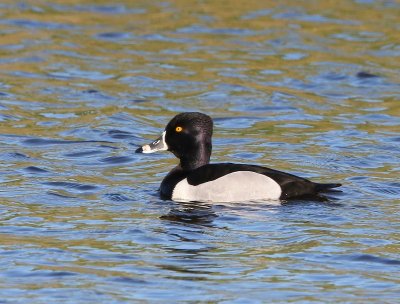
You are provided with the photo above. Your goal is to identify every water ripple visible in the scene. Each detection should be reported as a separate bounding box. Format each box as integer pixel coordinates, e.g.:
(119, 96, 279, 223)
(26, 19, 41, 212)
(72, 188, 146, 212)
(0, 0, 399, 302)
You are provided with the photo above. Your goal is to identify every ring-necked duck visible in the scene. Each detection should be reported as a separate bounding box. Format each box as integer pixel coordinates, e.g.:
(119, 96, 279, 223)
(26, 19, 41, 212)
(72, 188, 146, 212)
(136, 112, 341, 202)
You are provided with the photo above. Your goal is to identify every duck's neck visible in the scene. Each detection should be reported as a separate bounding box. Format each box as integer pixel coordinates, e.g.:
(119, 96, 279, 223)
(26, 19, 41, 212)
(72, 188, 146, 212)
(179, 142, 211, 171)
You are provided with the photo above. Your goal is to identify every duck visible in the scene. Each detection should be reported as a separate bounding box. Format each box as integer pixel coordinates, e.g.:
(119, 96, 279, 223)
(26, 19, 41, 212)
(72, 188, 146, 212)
(136, 112, 341, 202)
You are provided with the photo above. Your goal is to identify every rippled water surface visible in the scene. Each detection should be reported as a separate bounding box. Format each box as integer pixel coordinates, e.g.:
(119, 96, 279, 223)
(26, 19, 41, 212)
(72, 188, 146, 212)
(1, 0, 400, 302)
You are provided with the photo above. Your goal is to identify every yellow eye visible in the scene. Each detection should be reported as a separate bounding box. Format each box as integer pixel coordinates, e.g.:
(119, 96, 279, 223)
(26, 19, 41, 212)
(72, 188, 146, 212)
(175, 126, 183, 132)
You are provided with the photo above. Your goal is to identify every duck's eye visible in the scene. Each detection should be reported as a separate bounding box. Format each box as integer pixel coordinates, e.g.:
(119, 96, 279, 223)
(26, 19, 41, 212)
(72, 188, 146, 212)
(175, 126, 183, 132)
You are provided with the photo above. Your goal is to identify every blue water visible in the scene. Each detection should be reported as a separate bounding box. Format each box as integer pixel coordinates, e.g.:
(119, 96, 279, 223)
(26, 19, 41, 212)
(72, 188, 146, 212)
(0, 1, 399, 303)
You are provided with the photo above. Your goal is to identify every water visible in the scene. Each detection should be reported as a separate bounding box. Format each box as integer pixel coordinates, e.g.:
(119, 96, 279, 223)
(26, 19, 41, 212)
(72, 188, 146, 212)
(0, 1, 399, 302)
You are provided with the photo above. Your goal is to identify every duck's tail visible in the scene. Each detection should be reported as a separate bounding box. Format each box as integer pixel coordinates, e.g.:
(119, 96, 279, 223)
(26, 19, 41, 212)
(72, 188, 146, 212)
(315, 183, 342, 192)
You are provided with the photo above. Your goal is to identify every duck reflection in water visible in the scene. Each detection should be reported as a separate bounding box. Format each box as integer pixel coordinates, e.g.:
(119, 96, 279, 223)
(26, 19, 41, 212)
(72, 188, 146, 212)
(160, 201, 217, 227)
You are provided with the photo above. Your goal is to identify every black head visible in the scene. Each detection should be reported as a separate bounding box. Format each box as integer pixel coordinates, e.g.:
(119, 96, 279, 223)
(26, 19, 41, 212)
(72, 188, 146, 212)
(165, 112, 213, 159)
(136, 112, 213, 170)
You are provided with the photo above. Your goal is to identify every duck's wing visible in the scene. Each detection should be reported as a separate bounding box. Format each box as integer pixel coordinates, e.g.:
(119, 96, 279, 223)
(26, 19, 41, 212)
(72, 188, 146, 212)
(187, 163, 309, 186)
(187, 163, 341, 199)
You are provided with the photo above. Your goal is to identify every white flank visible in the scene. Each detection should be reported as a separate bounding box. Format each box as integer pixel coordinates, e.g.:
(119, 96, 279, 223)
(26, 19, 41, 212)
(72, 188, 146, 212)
(172, 171, 282, 203)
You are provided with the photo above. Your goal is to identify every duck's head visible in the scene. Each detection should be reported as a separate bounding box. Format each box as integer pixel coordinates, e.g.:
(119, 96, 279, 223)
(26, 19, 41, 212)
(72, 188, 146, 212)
(136, 112, 213, 170)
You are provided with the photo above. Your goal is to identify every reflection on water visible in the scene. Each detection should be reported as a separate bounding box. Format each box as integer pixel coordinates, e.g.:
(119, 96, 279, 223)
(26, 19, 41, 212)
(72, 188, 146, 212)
(0, 0, 400, 302)
(161, 201, 218, 227)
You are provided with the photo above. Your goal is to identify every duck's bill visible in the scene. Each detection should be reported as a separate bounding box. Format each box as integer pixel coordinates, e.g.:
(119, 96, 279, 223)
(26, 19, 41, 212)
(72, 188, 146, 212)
(135, 131, 168, 154)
